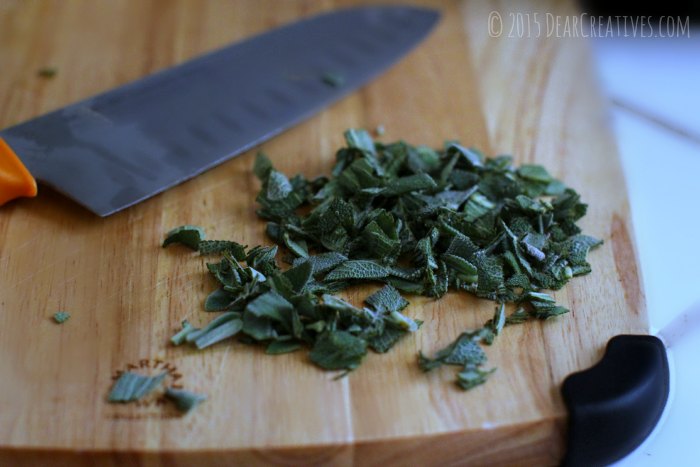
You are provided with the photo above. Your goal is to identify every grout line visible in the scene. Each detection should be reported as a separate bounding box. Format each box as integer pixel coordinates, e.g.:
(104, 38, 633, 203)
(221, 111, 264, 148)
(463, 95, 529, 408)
(610, 97, 700, 147)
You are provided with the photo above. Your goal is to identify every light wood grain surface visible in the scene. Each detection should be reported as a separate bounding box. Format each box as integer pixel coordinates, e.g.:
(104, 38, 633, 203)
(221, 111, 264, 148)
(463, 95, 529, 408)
(0, 0, 647, 465)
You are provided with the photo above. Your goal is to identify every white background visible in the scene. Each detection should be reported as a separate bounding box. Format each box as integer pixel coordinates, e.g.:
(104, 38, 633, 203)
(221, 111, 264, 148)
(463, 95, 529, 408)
(593, 34, 700, 466)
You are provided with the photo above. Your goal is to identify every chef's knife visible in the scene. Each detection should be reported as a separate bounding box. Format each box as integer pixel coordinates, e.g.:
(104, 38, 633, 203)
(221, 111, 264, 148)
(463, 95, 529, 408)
(0, 6, 439, 216)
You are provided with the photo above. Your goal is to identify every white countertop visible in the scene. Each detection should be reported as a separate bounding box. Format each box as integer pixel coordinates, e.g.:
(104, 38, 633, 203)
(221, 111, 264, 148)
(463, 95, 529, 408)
(593, 34, 700, 466)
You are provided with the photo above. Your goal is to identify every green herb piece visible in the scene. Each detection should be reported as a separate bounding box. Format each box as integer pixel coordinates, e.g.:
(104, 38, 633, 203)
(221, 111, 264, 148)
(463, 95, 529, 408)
(204, 288, 232, 311)
(185, 312, 239, 343)
(344, 128, 376, 156)
(418, 327, 497, 387)
(447, 143, 484, 168)
(419, 331, 488, 372)
(186, 313, 242, 349)
(295, 252, 348, 276)
(489, 303, 506, 336)
(518, 164, 553, 183)
(365, 285, 408, 314)
(283, 232, 309, 258)
(324, 260, 389, 281)
(52, 311, 70, 324)
(387, 311, 420, 332)
(194, 319, 243, 349)
(321, 71, 345, 87)
(309, 331, 367, 370)
(198, 240, 247, 259)
(442, 254, 478, 282)
(253, 152, 273, 179)
(505, 307, 529, 325)
(165, 388, 207, 413)
(162, 225, 206, 250)
(456, 365, 496, 390)
(37, 67, 57, 78)
(108, 371, 167, 403)
(171, 320, 196, 345)
(266, 340, 303, 355)
(282, 260, 312, 293)
(267, 171, 293, 200)
(242, 313, 275, 341)
(246, 290, 293, 321)
(368, 324, 420, 353)
(384, 173, 437, 196)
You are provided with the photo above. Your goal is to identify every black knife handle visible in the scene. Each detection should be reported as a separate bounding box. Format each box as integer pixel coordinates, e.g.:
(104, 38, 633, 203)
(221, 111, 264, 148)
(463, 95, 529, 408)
(561, 334, 669, 467)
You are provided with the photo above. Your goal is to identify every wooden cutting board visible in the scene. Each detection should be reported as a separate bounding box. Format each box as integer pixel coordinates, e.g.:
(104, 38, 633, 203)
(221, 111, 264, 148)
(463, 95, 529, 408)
(0, 0, 648, 465)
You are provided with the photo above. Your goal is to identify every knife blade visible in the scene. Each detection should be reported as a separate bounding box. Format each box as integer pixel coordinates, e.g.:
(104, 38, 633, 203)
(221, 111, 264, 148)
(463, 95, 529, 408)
(0, 6, 439, 216)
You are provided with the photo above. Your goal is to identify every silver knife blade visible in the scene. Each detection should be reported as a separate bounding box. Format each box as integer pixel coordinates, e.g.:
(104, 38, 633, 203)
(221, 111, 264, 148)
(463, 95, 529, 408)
(0, 6, 440, 216)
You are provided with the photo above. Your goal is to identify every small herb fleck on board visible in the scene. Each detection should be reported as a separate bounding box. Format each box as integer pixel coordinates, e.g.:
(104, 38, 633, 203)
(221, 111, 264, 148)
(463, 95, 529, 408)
(321, 71, 345, 87)
(37, 67, 57, 78)
(52, 311, 70, 324)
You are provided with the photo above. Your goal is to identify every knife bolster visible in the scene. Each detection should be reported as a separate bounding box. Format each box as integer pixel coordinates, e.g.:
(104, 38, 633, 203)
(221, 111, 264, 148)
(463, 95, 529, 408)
(0, 137, 38, 206)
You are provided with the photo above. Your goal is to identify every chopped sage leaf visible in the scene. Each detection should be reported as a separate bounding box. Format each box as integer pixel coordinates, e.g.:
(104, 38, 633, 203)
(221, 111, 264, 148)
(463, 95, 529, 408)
(321, 71, 345, 87)
(186, 312, 240, 343)
(518, 164, 553, 183)
(171, 320, 196, 345)
(37, 67, 57, 78)
(246, 290, 293, 321)
(194, 319, 243, 349)
(205, 288, 232, 311)
(490, 303, 506, 335)
(365, 285, 408, 314)
(266, 171, 293, 201)
(506, 307, 529, 325)
(419, 331, 488, 372)
(324, 260, 389, 281)
(344, 128, 376, 156)
(309, 331, 367, 370)
(108, 371, 167, 403)
(163, 225, 206, 250)
(52, 311, 70, 324)
(199, 240, 247, 259)
(165, 388, 207, 413)
(457, 365, 496, 390)
(295, 252, 348, 276)
(368, 324, 418, 353)
(266, 340, 303, 355)
(283, 232, 309, 258)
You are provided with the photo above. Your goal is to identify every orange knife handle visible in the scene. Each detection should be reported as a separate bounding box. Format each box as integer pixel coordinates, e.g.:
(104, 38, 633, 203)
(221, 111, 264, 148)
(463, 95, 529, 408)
(0, 137, 38, 206)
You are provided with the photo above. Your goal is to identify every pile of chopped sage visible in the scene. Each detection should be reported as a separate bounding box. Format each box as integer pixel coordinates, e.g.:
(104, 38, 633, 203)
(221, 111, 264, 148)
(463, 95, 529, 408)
(163, 129, 601, 390)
